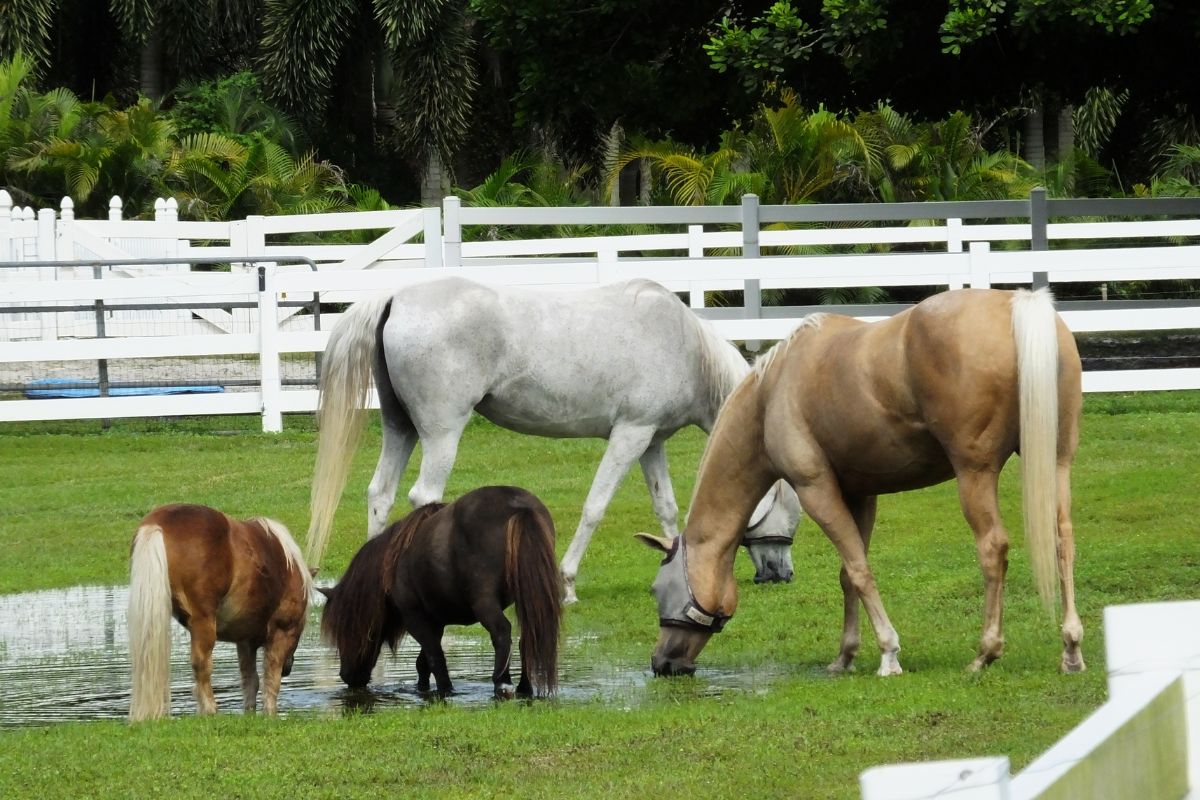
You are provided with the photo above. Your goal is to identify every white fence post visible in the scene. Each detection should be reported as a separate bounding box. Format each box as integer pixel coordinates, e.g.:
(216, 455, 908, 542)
(443, 196, 462, 269)
(108, 196, 122, 221)
(257, 264, 283, 433)
(969, 241, 991, 289)
(947, 217, 965, 290)
(36, 207, 56, 340)
(688, 224, 706, 308)
(0, 190, 11, 260)
(423, 206, 442, 269)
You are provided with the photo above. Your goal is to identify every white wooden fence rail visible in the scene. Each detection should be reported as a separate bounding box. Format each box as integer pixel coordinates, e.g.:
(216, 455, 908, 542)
(2, 192, 1199, 430)
(860, 600, 1200, 800)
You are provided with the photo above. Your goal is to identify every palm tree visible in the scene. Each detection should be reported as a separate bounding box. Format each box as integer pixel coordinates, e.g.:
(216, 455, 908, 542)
(259, 0, 477, 205)
(0, 4, 58, 76)
(605, 91, 866, 207)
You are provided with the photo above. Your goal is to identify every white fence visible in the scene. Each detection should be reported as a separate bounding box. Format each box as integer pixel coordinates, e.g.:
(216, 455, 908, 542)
(860, 600, 1200, 800)
(2, 191, 1199, 430)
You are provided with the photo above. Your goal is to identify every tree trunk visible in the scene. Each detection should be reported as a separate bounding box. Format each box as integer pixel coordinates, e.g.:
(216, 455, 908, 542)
(139, 28, 163, 102)
(1057, 103, 1076, 194)
(421, 151, 450, 208)
(1024, 104, 1045, 171)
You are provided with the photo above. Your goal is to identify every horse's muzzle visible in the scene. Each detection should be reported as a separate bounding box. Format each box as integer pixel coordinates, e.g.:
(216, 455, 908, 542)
(753, 563, 794, 584)
(651, 655, 697, 677)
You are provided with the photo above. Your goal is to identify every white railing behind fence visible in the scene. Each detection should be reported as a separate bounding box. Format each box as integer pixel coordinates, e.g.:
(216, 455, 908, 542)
(2, 193, 1199, 430)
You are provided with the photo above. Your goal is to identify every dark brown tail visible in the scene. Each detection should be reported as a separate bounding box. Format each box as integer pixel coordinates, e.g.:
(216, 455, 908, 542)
(504, 505, 562, 695)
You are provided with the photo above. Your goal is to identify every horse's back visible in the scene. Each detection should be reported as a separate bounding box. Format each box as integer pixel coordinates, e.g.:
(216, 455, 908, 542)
(382, 278, 735, 436)
(764, 289, 1080, 494)
(139, 504, 299, 640)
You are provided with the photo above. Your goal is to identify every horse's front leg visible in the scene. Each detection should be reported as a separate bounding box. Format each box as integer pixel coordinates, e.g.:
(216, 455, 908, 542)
(560, 424, 657, 603)
(188, 617, 219, 714)
(795, 478, 903, 676)
(475, 603, 516, 698)
(261, 625, 302, 715)
(828, 496, 878, 674)
(405, 614, 452, 695)
(236, 641, 260, 713)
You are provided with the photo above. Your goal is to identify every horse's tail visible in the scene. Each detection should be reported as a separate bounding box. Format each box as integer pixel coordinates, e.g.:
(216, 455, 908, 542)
(504, 503, 562, 695)
(1011, 288, 1062, 614)
(307, 293, 394, 568)
(128, 524, 173, 722)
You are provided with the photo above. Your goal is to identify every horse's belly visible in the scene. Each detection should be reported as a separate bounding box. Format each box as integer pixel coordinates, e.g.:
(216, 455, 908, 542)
(475, 396, 614, 438)
(822, 429, 955, 496)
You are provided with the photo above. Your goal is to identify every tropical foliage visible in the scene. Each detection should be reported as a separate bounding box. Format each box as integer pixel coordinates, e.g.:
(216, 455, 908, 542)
(0, 56, 357, 219)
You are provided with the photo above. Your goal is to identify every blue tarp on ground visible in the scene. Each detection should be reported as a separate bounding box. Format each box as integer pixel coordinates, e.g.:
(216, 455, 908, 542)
(23, 377, 225, 399)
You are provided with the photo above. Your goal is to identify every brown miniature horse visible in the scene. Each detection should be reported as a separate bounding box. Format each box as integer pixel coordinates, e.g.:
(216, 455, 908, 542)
(639, 288, 1084, 678)
(320, 486, 562, 697)
(127, 504, 314, 721)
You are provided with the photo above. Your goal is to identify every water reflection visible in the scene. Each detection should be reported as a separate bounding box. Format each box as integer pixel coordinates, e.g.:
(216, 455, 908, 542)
(0, 585, 787, 726)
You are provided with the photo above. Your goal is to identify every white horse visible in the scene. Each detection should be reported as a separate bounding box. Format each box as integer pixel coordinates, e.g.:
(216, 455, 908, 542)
(306, 277, 802, 603)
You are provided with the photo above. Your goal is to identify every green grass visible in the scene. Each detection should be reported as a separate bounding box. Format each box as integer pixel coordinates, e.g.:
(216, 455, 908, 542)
(1, 392, 1198, 798)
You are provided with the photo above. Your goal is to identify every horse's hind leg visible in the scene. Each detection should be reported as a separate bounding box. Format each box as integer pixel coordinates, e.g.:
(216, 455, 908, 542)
(475, 603, 516, 698)
(828, 496, 877, 674)
(956, 468, 1009, 671)
(407, 414, 471, 508)
(638, 440, 679, 537)
(1057, 462, 1085, 673)
(188, 617, 219, 715)
(367, 415, 418, 537)
(236, 641, 259, 713)
(415, 649, 433, 692)
(560, 423, 657, 603)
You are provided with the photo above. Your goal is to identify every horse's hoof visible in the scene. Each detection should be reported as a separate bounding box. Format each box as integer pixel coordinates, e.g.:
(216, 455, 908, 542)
(876, 656, 903, 677)
(1061, 655, 1087, 674)
(562, 586, 579, 605)
(826, 659, 855, 675)
(495, 683, 516, 699)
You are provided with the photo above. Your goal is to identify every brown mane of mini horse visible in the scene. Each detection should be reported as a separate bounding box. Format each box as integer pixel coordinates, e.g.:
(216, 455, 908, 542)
(320, 503, 446, 666)
(320, 486, 561, 696)
(127, 504, 312, 721)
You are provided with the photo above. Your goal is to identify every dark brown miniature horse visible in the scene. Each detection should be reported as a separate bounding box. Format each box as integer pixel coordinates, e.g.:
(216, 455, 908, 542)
(320, 486, 562, 697)
(127, 504, 313, 721)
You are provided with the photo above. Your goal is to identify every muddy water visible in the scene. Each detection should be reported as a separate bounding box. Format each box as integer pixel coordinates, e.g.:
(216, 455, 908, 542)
(0, 585, 780, 726)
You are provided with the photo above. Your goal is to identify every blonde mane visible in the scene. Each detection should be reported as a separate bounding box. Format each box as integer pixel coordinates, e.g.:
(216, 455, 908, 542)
(255, 517, 315, 597)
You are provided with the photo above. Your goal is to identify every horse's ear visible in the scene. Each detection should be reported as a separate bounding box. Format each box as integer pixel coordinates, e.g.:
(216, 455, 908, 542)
(633, 532, 674, 553)
(309, 567, 319, 578)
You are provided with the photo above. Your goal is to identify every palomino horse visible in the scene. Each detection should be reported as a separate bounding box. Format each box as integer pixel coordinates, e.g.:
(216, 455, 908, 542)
(127, 504, 314, 720)
(639, 288, 1084, 677)
(305, 277, 803, 602)
(320, 486, 561, 697)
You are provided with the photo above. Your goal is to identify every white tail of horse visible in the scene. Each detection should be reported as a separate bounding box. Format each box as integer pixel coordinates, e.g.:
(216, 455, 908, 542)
(1011, 288, 1062, 613)
(128, 524, 172, 722)
(307, 293, 393, 568)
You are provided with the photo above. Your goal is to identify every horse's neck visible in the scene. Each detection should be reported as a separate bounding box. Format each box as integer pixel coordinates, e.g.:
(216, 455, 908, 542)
(685, 377, 776, 604)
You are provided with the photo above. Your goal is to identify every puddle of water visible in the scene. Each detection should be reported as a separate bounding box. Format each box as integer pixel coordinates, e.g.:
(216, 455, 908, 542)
(0, 585, 791, 726)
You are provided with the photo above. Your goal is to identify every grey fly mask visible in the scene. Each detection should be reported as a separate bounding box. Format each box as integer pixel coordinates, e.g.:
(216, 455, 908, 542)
(651, 538, 730, 632)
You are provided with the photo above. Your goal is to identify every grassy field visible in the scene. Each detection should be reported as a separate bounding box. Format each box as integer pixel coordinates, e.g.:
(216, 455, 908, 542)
(1, 391, 1197, 798)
